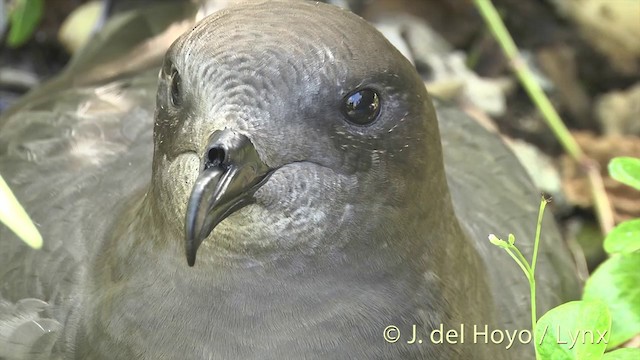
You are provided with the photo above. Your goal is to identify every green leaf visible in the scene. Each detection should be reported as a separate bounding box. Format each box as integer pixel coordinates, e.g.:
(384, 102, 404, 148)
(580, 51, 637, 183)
(604, 219, 640, 254)
(608, 157, 640, 191)
(583, 253, 640, 348)
(535, 300, 611, 360)
(0, 174, 42, 248)
(602, 348, 640, 360)
(7, 0, 44, 47)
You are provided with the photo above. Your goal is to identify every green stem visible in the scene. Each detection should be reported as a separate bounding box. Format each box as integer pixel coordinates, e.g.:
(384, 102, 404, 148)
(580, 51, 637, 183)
(504, 245, 538, 358)
(490, 197, 550, 360)
(471, 0, 584, 161)
(529, 275, 537, 357)
(474, 0, 614, 235)
(531, 197, 548, 274)
(509, 246, 533, 273)
(505, 248, 531, 281)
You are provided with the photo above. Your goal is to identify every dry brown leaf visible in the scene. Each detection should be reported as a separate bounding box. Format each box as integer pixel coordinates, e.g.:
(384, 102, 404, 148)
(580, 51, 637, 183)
(561, 131, 640, 222)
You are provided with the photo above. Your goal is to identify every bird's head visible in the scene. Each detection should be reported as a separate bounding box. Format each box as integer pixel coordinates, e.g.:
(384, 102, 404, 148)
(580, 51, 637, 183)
(150, 0, 447, 266)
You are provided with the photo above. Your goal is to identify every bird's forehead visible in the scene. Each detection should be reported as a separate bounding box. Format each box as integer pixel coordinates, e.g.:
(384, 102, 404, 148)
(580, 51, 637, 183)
(170, 1, 397, 78)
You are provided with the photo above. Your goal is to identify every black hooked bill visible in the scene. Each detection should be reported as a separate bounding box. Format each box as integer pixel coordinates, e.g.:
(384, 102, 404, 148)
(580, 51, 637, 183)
(185, 129, 272, 266)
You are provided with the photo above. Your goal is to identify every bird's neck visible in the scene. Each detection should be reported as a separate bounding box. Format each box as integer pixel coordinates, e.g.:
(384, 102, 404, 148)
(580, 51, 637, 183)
(386, 173, 501, 332)
(75, 181, 499, 358)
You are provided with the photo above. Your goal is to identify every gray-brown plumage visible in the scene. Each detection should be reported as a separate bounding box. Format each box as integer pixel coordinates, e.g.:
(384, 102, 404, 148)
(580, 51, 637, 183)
(0, 1, 578, 359)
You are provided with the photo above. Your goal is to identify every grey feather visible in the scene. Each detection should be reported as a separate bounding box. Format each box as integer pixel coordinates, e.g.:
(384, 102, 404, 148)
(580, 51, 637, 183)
(0, 1, 579, 359)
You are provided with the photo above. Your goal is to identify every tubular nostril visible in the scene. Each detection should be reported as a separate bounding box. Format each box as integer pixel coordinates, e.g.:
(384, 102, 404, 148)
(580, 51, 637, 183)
(205, 147, 226, 169)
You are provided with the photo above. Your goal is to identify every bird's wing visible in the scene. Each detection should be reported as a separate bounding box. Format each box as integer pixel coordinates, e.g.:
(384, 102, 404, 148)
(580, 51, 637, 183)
(0, 3, 194, 354)
(437, 104, 581, 329)
(0, 298, 61, 359)
(0, 69, 158, 356)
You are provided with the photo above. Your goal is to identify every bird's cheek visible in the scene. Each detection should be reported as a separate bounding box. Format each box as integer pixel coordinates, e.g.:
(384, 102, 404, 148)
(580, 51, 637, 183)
(252, 170, 290, 210)
(156, 152, 200, 224)
(252, 162, 354, 214)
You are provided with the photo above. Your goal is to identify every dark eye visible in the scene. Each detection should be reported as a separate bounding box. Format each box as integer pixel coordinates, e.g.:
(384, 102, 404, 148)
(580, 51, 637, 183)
(341, 88, 381, 125)
(170, 68, 182, 107)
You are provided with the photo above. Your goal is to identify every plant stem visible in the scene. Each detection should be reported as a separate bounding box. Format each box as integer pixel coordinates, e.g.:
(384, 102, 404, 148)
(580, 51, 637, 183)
(489, 197, 550, 360)
(472, 0, 615, 234)
(505, 248, 531, 280)
(531, 197, 548, 274)
(471, 0, 582, 159)
(529, 274, 537, 358)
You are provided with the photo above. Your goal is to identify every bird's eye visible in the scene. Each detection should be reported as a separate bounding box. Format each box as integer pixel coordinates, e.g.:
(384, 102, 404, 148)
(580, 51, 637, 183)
(341, 88, 381, 125)
(170, 68, 182, 107)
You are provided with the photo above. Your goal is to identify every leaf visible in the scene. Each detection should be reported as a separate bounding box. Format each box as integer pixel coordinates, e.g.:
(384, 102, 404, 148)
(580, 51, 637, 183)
(604, 219, 640, 254)
(602, 348, 640, 360)
(608, 157, 640, 191)
(0, 174, 42, 248)
(535, 300, 611, 360)
(7, 0, 44, 47)
(583, 253, 640, 348)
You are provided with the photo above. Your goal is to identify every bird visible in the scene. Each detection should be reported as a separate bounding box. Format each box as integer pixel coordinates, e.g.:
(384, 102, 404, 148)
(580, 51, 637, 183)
(0, 0, 579, 358)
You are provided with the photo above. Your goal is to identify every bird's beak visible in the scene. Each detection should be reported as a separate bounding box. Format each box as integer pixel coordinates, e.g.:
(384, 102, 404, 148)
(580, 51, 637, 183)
(185, 129, 272, 266)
